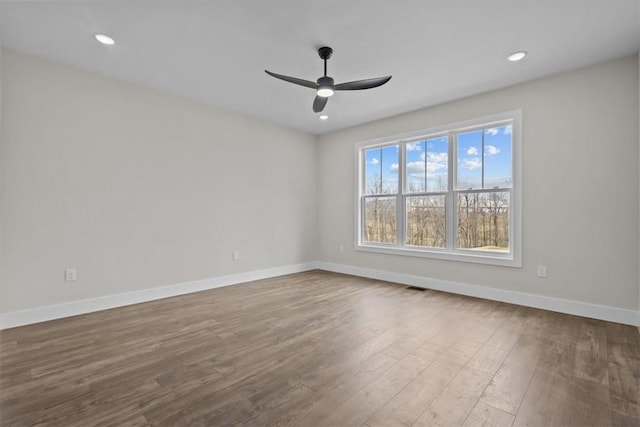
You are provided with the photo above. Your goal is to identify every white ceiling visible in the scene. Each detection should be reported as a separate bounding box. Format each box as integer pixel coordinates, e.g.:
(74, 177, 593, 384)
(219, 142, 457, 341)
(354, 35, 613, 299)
(1, 1, 639, 135)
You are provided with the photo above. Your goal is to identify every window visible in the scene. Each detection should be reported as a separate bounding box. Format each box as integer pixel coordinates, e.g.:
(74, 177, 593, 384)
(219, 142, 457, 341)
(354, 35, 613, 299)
(356, 111, 521, 267)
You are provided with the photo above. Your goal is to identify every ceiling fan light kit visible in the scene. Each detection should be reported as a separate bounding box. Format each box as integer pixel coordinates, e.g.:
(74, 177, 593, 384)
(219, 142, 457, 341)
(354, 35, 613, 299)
(265, 46, 391, 113)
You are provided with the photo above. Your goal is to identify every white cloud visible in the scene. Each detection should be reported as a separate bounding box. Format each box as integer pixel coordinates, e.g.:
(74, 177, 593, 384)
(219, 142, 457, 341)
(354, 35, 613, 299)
(427, 162, 445, 173)
(406, 152, 448, 176)
(503, 126, 512, 135)
(485, 128, 499, 136)
(406, 141, 423, 151)
(390, 163, 399, 171)
(485, 145, 500, 155)
(406, 161, 441, 173)
(368, 158, 379, 165)
(467, 146, 478, 155)
(406, 161, 424, 175)
(427, 152, 447, 163)
(461, 158, 482, 170)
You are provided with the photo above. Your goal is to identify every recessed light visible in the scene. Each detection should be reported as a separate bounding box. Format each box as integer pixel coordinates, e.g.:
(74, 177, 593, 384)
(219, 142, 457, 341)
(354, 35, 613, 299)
(507, 51, 527, 62)
(319, 115, 328, 120)
(94, 34, 115, 45)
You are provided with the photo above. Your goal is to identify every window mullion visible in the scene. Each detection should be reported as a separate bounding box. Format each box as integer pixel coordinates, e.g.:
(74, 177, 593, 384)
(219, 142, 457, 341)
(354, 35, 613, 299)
(481, 128, 485, 189)
(397, 143, 405, 246)
(447, 131, 456, 252)
(359, 149, 364, 245)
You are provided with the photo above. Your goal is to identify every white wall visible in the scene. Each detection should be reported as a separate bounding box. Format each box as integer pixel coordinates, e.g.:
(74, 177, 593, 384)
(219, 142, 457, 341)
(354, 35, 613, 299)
(318, 55, 639, 313)
(2, 49, 639, 327)
(0, 49, 317, 314)
(0, 48, 4, 316)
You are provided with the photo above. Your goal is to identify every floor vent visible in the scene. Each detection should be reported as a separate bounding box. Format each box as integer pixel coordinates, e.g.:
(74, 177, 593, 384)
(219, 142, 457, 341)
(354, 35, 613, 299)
(406, 286, 427, 291)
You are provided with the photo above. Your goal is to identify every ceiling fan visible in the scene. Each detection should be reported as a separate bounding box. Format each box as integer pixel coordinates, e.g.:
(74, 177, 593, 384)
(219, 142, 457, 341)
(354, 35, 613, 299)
(265, 46, 392, 113)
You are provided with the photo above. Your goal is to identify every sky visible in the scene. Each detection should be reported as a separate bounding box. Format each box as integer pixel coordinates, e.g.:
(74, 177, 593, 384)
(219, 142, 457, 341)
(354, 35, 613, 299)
(405, 136, 448, 192)
(457, 124, 512, 189)
(365, 144, 399, 194)
(365, 124, 512, 194)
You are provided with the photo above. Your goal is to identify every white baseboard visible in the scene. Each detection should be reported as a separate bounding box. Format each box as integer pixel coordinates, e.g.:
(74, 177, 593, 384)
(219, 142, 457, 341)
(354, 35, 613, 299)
(317, 262, 640, 327)
(2, 261, 638, 329)
(0, 262, 318, 330)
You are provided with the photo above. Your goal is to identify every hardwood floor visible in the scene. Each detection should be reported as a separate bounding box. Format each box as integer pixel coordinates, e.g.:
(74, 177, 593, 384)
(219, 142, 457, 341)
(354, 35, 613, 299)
(1, 270, 638, 426)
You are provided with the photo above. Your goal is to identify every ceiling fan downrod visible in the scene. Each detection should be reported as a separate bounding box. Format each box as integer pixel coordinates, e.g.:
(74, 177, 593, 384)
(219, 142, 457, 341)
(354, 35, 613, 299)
(318, 46, 333, 77)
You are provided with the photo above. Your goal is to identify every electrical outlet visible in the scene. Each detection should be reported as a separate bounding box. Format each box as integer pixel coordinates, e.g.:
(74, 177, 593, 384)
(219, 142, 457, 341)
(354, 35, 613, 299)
(537, 265, 547, 278)
(339, 244, 344, 253)
(233, 250, 240, 261)
(65, 268, 77, 282)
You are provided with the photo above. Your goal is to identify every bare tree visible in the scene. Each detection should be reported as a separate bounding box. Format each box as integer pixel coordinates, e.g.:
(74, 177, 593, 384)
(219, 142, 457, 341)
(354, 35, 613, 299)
(364, 173, 396, 243)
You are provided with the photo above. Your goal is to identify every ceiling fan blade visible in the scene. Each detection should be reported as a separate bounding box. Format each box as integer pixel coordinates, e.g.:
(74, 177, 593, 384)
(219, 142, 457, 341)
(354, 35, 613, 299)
(334, 75, 392, 91)
(265, 70, 318, 89)
(313, 96, 328, 113)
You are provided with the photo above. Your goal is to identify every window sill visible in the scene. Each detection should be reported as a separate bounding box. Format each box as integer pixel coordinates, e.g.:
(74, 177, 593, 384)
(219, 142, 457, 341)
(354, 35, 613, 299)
(356, 244, 522, 268)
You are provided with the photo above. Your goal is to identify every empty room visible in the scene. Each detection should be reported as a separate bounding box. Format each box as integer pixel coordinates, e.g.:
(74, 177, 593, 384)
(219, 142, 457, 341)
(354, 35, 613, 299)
(1, 1, 639, 426)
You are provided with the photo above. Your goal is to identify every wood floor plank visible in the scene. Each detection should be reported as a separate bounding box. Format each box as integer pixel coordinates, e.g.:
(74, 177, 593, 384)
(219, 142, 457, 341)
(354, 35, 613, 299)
(512, 369, 612, 427)
(366, 356, 464, 427)
(462, 401, 515, 427)
(379, 311, 450, 361)
(1, 270, 638, 426)
(306, 354, 430, 426)
(413, 366, 494, 427)
(606, 322, 640, 420)
(466, 340, 515, 376)
(574, 319, 609, 385)
(291, 353, 400, 426)
(292, 371, 379, 426)
(239, 384, 316, 427)
(610, 409, 640, 427)
(479, 334, 544, 415)
(143, 387, 255, 426)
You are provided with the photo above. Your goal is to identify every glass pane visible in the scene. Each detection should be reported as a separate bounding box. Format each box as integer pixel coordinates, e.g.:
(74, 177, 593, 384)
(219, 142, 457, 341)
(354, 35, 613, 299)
(365, 145, 398, 195)
(363, 197, 396, 244)
(364, 147, 382, 195)
(457, 130, 483, 190)
(380, 145, 399, 194)
(405, 137, 448, 193)
(426, 136, 448, 192)
(457, 191, 509, 251)
(483, 125, 512, 188)
(406, 195, 446, 248)
(405, 140, 426, 193)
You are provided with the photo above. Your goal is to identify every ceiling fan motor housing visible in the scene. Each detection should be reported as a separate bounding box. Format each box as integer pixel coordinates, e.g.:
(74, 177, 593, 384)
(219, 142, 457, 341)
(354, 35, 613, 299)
(317, 76, 334, 87)
(318, 46, 333, 60)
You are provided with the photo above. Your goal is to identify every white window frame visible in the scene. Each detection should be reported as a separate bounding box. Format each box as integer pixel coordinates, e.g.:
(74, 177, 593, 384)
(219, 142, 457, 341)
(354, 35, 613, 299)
(355, 110, 522, 267)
